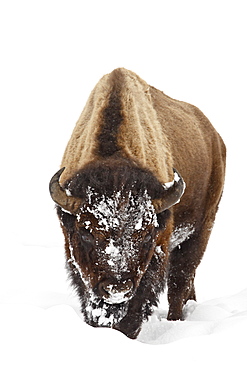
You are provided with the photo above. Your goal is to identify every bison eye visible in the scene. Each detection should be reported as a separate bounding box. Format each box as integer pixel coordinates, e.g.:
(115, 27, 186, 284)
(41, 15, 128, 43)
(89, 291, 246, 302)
(143, 234, 153, 249)
(81, 234, 93, 244)
(143, 234, 152, 244)
(78, 230, 94, 248)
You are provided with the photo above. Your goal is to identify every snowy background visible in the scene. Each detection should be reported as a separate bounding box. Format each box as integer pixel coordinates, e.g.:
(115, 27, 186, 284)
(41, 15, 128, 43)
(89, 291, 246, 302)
(1, 0, 247, 368)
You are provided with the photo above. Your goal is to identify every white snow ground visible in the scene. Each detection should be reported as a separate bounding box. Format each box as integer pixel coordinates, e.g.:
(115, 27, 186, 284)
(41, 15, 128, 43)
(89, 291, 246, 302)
(1, 237, 247, 369)
(1, 1, 247, 369)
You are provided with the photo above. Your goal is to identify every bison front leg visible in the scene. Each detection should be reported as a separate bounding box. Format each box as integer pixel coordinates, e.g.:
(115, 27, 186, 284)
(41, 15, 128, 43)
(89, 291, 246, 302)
(113, 254, 166, 339)
(167, 227, 208, 321)
(113, 312, 142, 339)
(112, 296, 146, 339)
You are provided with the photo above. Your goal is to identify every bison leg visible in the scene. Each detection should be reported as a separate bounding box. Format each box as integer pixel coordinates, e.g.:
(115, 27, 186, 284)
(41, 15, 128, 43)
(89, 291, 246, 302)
(113, 253, 166, 339)
(112, 294, 149, 339)
(167, 225, 209, 321)
(113, 311, 143, 339)
(113, 287, 156, 339)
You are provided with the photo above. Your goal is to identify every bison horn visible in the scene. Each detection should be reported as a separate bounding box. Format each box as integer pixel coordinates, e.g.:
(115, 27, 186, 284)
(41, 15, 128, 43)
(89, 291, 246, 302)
(153, 168, 186, 213)
(49, 167, 82, 214)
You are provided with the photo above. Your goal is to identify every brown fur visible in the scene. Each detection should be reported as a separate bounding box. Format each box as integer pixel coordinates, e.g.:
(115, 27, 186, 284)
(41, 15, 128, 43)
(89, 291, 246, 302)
(52, 68, 226, 338)
(60, 68, 173, 184)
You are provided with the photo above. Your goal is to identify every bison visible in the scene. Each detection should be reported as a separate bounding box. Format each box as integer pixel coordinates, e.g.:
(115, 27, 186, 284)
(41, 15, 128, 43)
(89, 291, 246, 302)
(49, 68, 226, 339)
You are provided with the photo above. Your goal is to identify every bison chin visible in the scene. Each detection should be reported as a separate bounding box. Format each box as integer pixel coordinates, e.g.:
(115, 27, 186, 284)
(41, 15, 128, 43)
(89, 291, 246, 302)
(84, 295, 130, 329)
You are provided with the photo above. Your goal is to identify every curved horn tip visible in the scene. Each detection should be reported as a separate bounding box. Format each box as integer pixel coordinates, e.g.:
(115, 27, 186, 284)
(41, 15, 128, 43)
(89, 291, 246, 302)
(49, 167, 65, 194)
(49, 167, 82, 214)
(153, 168, 186, 214)
(162, 169, 185, 191)
(172, 168, 186, 193)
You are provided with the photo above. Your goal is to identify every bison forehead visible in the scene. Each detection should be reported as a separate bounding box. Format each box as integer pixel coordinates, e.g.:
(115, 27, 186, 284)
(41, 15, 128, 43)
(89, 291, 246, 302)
(81, 186, 158, 232)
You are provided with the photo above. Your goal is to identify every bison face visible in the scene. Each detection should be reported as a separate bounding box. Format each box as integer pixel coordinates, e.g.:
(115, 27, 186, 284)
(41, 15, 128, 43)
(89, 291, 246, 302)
(58, 188, 163, 327)
(67, 188, 159, 297)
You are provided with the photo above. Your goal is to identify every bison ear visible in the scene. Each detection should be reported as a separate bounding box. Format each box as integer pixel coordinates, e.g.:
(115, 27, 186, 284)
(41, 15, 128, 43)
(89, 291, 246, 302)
(153, 169, 186, 214)
(49, 168, 82, 214)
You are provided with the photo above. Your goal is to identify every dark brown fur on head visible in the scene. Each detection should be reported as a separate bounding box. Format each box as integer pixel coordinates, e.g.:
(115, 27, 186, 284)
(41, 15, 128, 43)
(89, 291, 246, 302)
(63, 156, 167, 200)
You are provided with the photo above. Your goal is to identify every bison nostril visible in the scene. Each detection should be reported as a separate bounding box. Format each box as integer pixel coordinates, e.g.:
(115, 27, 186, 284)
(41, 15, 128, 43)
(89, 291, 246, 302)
(98, 282, 109, 298)
(98, 279, 134, 304)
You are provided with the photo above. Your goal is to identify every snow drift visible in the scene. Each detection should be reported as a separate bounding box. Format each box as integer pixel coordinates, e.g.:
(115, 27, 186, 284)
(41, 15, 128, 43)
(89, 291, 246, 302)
(1, 240, 247, 369)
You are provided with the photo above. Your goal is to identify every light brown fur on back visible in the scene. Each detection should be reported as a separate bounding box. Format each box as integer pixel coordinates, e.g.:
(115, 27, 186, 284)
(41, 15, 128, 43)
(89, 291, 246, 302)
(60, 67, 225, 217)
(60, 73, 112, 183)
(60, 68, 174, 184)
(116, 69, 173, 183)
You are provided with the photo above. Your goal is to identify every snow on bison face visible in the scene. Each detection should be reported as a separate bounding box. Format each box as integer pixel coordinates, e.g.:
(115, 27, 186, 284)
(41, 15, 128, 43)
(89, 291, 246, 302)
(60, 187, 160, 326)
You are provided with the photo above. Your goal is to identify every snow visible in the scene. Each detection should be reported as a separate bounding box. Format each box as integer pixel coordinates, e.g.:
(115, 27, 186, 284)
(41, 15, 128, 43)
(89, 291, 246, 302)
(162, 179, 175, 190)
(83, 187, 157, 233)
(135, 217, 143, 230)
(65, 188, 72, 197)
(138, 290, 247, 344)
(104, 287, 130, 304)
(84, 220, 91, 229)
(105, 241, 120, 257)
(1, 0, 247, 369)
(1, 238, 247, 368)
(169, 224, 195, 251)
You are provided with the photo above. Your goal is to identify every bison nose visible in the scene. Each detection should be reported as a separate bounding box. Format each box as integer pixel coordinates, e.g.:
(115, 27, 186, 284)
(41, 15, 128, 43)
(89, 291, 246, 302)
(98, 279, 134, 304)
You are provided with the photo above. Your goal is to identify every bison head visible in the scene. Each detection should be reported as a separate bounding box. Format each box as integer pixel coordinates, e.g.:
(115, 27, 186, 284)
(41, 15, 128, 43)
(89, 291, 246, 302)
(49, 160, 185, 327)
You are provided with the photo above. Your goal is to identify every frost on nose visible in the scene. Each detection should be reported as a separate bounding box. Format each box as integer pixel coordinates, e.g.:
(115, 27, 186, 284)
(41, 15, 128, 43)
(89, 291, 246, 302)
(100, 280, 134, 304)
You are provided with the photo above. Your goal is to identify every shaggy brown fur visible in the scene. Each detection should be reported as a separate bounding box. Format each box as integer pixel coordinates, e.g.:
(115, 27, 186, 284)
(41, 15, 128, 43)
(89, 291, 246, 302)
(51, 68, 226, 338)
(60, 68, 173, 184)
